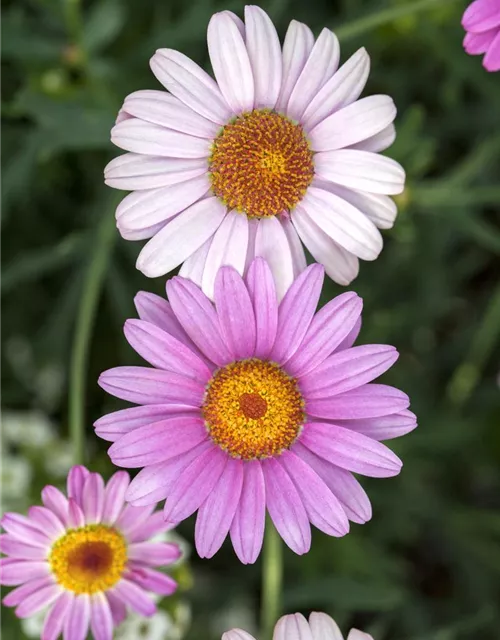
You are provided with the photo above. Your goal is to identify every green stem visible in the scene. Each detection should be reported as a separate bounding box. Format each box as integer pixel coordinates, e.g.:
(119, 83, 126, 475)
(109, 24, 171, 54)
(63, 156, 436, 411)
(68, 210, 116, 465)
(261, 520, 283, 640)
(336, 0, 460, 42)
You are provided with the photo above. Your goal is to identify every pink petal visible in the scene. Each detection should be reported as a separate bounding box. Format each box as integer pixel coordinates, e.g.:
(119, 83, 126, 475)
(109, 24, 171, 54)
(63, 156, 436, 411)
(121, 89, 219, 138)
(296, 186, 383, 261)
(67, 465, 90, 505)
(163, 447, 228, 525)
(254, 217, 295, 301)
(274, 613, 314, 640)
(136, 197, 226, 278)
(167, 276, 232, 366)
(291, 206, 360, 285)
(300, 344, 399, 399)
(81, 473, 105, 524)
(128, 541, 181, 565)
(115, 504, 155, 537)
(338, 317, 362, 351)
(300, 422, 403, 478)
(293, 442, 372, 524)
(230, 461, 266, 565)
(270, 264, 324, 364)
(314, 149, 406, 195)
(201, 209, 249, 300)
(28, 507, 65, 539)
(484, 30, 500, 71)
(108, 416, 208, 468)
(104, 154, 207, 191)
(276, 20, 315, 113)
(111, 118, 210, 158)
(207, 11, 254, 113)
(98, 366, 205, 406)
(150, 49, 231, 124)
(95, 404, 196, 442)
(462, 0, 500, 31)
(0, 513, 50, 547)
(127, 566, 177, 596)
(245, 6, 282, 108)
(195, 458, 244, 558)
(279, 451, 349, 536)
(287, 28, 340, 121)
(124, 319, 212, 382)
(306, 383, 410, 420)
(0, 535, 47, 560)
(463, 27, 498, 53)
(286, 292, 363, 376)
(90, 592, 113, 640)
(127, 512, 173, 542)
(309, 612, 344, 640)
(302, 47, 370, 130)
(110, 579, 156, 617)
(67, 499, 85, 529)
(125, 440, 212, 506)
(245, 257, 278, 359)
(17, 584, 63, 621)
(105, 592, 126, 627)
(102, 471, 129, 525)
(115, 175, 210, 232)
(214, 267, 256, 360)
(3, 576, 54, 607)
(41, 592, 74, 640)
(0, 559, 50, 585)
(335, 409, 418, 441)
(310, 95, 396, 152)
(262, 458, 311, 555)
(41, 487, 69, 528)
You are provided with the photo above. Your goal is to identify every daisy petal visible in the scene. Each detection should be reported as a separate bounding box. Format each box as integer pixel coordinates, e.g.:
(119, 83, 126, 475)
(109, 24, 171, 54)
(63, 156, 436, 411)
(90, 592, 113, 640)
(102, 471, 129, 525)
(110, 580, 156, 617)
(64, 594, 91, 640)
(136, 197, 227, 278)
(463, 28, 497, 54)
(150, 49, 231, 124)
(281, 216, 307, 278)
(484, 30, 500, 71)
(350, 123, 396, 153)
(335, 409, 418, 441)
(127, 567, 177, 596)
(300, 422, 403, 478)
(245, 6, 282, 108)
(254, 217, 295, 301)
(262, 458, 311, 555)
(179, 237, 213, 287)
(222, 631, 257, 640)
(245, 257, 278, 359)
(276, 20, 315, 113)
(462, 0, 500, 31)
(82, 473, 105, 524)
(208, 11, 254, 113)
(274, 613, 314, 640)
(41, 592, 74, 640)
(309, 612, 344, 640)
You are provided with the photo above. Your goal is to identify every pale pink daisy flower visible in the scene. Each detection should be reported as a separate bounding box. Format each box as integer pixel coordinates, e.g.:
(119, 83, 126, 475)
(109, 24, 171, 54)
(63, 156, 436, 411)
(462, 0, 500, 71)
(95, 258, 416, 563)
(105, 5, 405, 299)
(0, 465, 180, 640)
(223, 612, 373, 640)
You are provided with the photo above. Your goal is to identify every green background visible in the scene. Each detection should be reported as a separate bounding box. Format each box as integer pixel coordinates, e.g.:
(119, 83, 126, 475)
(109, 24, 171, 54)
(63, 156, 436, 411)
(2, 0, 500, 638)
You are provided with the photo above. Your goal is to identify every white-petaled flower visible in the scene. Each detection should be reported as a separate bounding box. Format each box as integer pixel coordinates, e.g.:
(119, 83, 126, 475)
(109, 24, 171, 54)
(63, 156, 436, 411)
(222, 612, 373, 640)
(106, 5, 405, 298)
(115, 602, 191, 639)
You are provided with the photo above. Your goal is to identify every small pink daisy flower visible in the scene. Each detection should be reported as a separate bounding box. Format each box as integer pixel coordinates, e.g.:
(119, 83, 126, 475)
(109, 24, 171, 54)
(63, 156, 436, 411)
(0, 466, 180, 640)
(96, 258, 416, 563)
(462, 0, 500, 71)
(105, 5, 405, 299)
(223, 612, 373, 640)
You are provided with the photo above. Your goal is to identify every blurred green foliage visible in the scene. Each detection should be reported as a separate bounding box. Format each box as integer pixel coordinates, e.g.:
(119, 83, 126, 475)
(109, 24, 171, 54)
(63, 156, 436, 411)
(2, 0, 500, 638)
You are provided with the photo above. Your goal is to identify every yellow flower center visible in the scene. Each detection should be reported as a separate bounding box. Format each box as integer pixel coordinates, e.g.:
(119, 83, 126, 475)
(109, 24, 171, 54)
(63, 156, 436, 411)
(203, 359, 305, 459)
(49, 524, 127, 594)
(209, 109, 314, 218)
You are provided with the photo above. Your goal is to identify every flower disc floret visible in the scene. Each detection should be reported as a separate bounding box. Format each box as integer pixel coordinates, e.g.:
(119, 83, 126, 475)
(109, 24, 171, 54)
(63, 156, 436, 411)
(203, 359, 305, 459)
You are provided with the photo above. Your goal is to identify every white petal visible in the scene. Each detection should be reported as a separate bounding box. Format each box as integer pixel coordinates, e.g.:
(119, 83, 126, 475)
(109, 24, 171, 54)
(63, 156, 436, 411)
(119, 221, 167, 241)
(273, 614, 314, 640)
(104, 154, 207, 190)
(347, 631, 374, 640)
(244, 217, 259, 273)
(116, 174, 211, 231)
(136, 197, 226, 277)
(281, 215, 307, 277)
(315, 180, 398, 229)
(179, 236, 213, 286)
(245, 6, 282, 108)
(286, 28, 340, 122)
(254, 217, 294, 301)
(276, 20, 315, 113)
(308, 612, 344, 640)
(302, 47, 370, 130)
(349, 123, 396, 153)
(292, 205, 359, 285)
(310, 95, 396, 152)
(314, 149, 406, 195)
(295, 186, 382, 261)
(222, 631, 256, 640)
(122, 90, 219, 138)
(202, 210, 249, 300)
(150, 49, 231, 124)
(220, 10, 245, 37)
(111, 118, 211, 158)
(207, 11, 254, 113)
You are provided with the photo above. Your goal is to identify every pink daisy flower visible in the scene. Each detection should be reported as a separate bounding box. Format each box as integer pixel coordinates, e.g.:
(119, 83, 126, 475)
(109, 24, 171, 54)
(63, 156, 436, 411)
(223, 612, 373, 640)
(0, 465, 181, 640)
(95, 258, 416, 563)
(105, 5, 405, 299)
(462, 0, 500, 71)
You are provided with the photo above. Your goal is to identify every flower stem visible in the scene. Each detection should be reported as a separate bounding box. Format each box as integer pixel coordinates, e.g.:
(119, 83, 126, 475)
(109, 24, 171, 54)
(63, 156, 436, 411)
(261, 519, 283, 640)
(336, 0, 460, 42)
(68, 208, 116, 465)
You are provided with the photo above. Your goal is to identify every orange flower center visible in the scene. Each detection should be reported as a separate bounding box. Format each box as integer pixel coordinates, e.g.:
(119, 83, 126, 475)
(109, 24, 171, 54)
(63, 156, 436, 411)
(202, 359, 305, 459)
(209, 109, 314, 218)
(49, 524, 127, 594)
